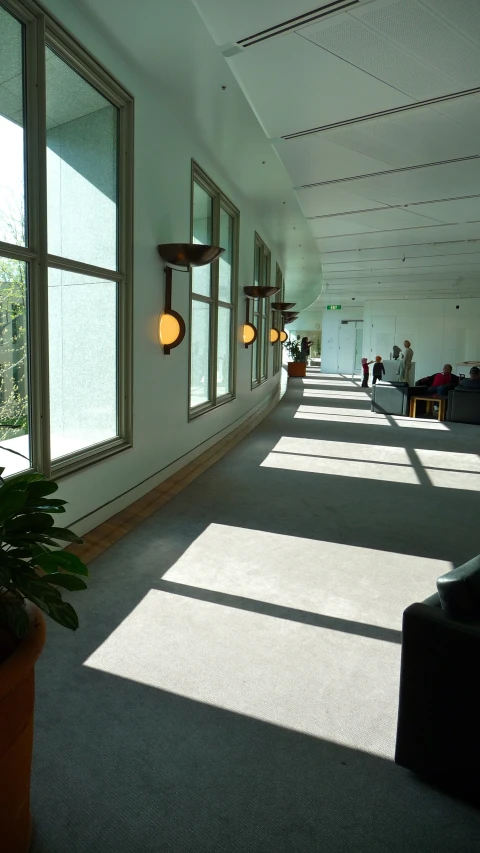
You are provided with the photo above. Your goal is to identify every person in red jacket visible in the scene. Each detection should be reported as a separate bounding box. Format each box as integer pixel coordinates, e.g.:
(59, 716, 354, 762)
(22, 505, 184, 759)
(417, 364, 459, 396)
(361, 357, 373, 388)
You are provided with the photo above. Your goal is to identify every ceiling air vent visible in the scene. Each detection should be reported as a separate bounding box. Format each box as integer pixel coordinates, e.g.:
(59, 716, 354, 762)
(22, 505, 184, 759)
(236, 0, 360, 49)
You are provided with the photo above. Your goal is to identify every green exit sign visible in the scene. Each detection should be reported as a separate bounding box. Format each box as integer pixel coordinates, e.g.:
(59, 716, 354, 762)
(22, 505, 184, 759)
(327, 304, 341, 310)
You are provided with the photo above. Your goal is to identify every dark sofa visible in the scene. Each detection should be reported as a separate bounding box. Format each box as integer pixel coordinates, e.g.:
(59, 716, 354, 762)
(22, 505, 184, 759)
(395, 558, 480, 801)
(447, 388, 480, 424)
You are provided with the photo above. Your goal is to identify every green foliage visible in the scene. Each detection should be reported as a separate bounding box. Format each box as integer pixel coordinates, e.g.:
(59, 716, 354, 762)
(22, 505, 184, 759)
(0, 251, 28, 441)
(283, 338, 307, 363)
(0, 469, 89, 638)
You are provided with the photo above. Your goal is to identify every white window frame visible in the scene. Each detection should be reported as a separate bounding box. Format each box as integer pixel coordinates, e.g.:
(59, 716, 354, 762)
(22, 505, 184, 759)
(273, 263, 284, 376)
(251, 232, 271, 388)
(0, 0, 133, 478)
(189, 162, 239, 419)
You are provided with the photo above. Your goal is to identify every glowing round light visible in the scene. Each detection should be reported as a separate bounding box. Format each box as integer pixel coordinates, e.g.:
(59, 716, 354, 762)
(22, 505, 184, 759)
(159, 312, 181, 346)
(279, 330, 288, 343)
(270, 328, 280, 343)
(242, 323, 257, 345)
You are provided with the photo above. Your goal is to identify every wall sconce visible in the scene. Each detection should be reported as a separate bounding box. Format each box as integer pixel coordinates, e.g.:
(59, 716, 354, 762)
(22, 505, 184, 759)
(242, 298, 257, 348)
(244, 284, 281, 299)
(270, 327, 280, 345)
(279, 330, 288, 343)
(157, 243, 224, 354)
(272, 302, 296, 311)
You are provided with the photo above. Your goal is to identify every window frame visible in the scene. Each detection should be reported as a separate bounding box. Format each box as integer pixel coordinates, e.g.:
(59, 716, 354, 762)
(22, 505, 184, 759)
(189, 161, 239, 419)
(0, 0, 133, 479)
(273, 263, 285, 376)
(251, 232, 271, 389)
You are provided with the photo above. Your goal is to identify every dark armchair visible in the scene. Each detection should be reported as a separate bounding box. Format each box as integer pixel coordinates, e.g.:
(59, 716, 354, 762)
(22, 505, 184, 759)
(395, 558, 480, 801)
(447, 388, 480, 424)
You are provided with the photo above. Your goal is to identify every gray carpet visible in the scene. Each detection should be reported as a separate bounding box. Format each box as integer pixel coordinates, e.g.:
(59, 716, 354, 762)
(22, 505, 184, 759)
(31, 369, 480, 852)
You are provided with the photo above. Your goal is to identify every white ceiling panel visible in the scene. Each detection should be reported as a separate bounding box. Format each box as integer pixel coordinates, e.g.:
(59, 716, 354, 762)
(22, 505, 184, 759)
(411, 197, 480, 224)
(193, 0, 313, 45)
(422, 0, 480, 47)
(316, 222, 480, 252)
(430, 94, 480, 137)
(191, 0, 480, 305)
(309, 206, 443, 238)
(296, 184, 391, 217)
(322, 106, 480, 167)
(300, 8, 458, 99)
(324, 253, 480, 271)
(344, 159, 480, 206)
(227, 32, 415, 138)
(275, 134, 394, 187)
(356, 0, 480, 88)
(322, 242, 480, 263)
(295, 159, 480, 215)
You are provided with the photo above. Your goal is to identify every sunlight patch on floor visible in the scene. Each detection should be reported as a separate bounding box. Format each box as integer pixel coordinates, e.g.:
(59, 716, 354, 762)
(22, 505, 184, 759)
(83, 524, 450, 760)
(261, 449, 420, 484)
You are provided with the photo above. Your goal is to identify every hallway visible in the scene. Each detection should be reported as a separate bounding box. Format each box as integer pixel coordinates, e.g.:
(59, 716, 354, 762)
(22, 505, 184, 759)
(31, 368, 480, 852)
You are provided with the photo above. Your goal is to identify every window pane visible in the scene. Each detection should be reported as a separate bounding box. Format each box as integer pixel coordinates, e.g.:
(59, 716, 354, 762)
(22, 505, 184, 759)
(48, 268, 117, 460)
(0, 7, 25, 246)
(0, 256, 30, 476)
(251, 336, 258, 385)
(46, 48, 118, 270)
(217, 306, 231, 398)
(192, 183, 213, 297)
(254, 243, 261, 287)
(219, 209, 234, 303)
(190, 299, 211, 408)
(261, 314, 268, 380)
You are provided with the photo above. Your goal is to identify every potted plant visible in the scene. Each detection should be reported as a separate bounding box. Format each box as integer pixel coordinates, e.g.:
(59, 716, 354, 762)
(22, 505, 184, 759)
(283, 338, 307, 377)
(0, 463, 88, 852)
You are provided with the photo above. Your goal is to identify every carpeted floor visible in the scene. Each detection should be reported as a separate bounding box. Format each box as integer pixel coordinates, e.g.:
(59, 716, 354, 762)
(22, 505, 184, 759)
(31, 369, 480, 852)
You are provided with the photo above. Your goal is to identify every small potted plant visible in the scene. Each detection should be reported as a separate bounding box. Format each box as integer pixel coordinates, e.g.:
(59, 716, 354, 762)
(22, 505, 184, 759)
(284, 338, 307, 377)
(0, 463, 88, 852)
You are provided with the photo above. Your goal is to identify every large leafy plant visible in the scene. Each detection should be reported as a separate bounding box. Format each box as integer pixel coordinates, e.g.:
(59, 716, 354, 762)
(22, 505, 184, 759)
(283, 339, 307, 363)
(0, 469, 88, 639)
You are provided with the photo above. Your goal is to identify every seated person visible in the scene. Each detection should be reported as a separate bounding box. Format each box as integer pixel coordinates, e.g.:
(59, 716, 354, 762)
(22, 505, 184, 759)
(415, 364, 459, 396)
(456, 365, 480, 390)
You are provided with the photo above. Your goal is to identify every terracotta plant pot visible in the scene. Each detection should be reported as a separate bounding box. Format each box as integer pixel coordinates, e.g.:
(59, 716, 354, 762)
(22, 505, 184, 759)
(287, 362, 307, 377)
(0, 605, 46, 853)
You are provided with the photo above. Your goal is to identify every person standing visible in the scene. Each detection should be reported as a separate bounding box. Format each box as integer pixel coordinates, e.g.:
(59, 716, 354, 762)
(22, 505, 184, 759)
(301, 336, 313, 365)
(397, 340, 414, 384)
(361, 357, 373, 388)
(372, 356, 385, 384)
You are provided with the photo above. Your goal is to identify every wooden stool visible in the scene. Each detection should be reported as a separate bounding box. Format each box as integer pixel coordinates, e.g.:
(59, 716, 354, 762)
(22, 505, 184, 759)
(409, 395, 446, 421)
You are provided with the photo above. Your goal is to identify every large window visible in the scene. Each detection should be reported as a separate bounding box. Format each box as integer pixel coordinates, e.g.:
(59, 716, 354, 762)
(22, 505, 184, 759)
(0, 1, 132, 479)
(251, 233, 271, 388)
(273, 264, 284, 376)
(190, 164, 238, 416)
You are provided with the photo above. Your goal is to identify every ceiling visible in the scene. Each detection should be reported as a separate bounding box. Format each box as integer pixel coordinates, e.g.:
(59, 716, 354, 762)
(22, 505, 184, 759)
(193, 0, 480, 304)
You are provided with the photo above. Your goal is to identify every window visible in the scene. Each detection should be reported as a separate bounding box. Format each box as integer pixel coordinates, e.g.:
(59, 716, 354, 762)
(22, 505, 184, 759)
(0, 1, 132, 479)
(273, 264, 285, 376)
(251, 233, 271, 388)
(190, 163, 238, 416)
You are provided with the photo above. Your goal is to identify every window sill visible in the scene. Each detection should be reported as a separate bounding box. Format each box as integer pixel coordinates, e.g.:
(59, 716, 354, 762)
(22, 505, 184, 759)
(51, 437, 132, 479)
(188, 394, 236, 421)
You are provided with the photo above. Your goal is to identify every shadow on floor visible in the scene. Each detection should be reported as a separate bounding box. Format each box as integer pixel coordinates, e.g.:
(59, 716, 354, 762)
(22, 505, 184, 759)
(31, 673, 480, 853)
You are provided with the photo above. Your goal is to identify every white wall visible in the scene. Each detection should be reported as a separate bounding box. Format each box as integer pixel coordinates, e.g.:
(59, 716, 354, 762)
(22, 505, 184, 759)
(36, 0, 297, 533)
(363, 298, 480, 380)
(320, 307, 365, 373)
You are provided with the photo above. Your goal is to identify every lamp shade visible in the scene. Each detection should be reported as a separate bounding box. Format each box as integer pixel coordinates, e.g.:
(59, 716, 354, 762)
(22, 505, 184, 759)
(158, 243, 224, 268)
(244, 285, 281, 299)
(243, 323, 257, 346)
(279, 330, 288, 342)
(158, 310, 185, 353)
(270, 328, 280, 343)
(271, 302, 296, 311)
